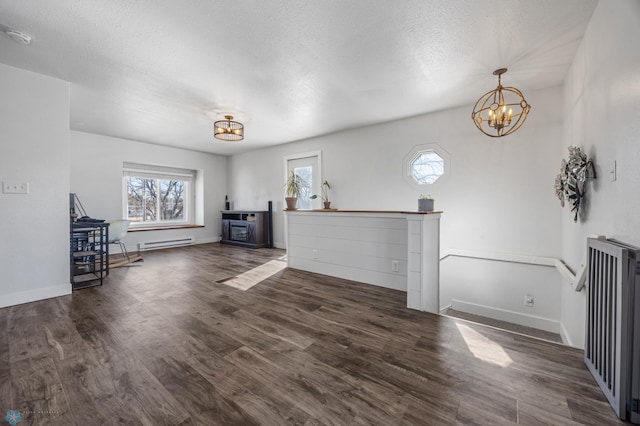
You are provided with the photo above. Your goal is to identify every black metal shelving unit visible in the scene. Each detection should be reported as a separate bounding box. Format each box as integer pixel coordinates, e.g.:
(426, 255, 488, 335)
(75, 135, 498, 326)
(70, 221, 109, 289)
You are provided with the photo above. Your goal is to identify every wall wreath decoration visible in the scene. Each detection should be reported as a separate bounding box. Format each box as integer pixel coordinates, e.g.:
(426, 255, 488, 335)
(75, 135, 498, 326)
(554, 146, 595, 222)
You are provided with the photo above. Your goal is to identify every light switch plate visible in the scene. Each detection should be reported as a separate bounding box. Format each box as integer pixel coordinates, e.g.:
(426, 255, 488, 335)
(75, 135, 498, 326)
(2, 181, 29, 194)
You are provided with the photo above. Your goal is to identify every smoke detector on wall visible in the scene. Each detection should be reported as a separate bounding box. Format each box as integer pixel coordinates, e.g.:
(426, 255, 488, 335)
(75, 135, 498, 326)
(4, 29, 32, 45)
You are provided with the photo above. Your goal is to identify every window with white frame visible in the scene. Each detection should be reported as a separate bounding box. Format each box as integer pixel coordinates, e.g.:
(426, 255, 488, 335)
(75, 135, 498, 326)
(402, 143, 450, 189)
(284, 151, 322, 210)
(122, 162, 196, 226)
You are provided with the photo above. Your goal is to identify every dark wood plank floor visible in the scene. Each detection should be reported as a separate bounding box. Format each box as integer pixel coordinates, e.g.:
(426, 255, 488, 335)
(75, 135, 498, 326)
(0, 243, 624, 425)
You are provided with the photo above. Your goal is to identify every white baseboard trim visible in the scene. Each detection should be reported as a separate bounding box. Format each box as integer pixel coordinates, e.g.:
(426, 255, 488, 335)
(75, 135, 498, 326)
(439, 304, 452, 314)
(1, 283, 72, 308)
(288, 257, 407, 292)
(451, 299, 561, 334)
(196, 236, 220, 245)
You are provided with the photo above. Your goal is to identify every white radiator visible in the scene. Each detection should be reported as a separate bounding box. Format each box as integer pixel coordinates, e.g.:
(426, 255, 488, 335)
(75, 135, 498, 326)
(138, 236, 195, 251)
(585, 237, 640, 423)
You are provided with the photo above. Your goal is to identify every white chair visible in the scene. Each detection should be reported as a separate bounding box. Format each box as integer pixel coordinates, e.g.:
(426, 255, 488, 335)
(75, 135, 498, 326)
(108, 220, 131, 262)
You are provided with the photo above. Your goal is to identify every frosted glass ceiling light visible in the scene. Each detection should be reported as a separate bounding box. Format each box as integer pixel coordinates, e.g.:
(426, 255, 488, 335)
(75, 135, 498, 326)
(471, 68, 531, 138)
(214, 115, 244, 141)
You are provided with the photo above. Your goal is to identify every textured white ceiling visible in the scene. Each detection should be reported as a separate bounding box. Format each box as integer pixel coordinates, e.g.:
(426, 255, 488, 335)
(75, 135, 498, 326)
(0, 0, 598, 155)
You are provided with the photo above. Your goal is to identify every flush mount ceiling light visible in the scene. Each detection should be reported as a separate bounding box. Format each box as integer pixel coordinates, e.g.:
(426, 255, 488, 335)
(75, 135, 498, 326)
(471, 68, 531, 138)
(214, 115, 244, 142)
(4, 29, 32, 45)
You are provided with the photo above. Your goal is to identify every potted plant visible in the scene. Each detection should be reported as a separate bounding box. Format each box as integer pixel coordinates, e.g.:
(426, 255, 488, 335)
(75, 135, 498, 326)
(418, 194, 434, 212)
(284, 170, 303, 210)
(310, 180, 332, 209)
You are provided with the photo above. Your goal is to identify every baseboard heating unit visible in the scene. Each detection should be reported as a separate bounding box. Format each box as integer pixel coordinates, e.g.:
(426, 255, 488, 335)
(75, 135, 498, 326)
(585, 237, 640, 423)
(138, 236, 195, 251)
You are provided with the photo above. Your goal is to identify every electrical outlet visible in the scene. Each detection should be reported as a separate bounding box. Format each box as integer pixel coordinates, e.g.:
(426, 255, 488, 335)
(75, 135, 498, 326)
(391, 260, 399, 272)
(312, 249, 319, 260)
(2, 181, 29, 194)
(525, 294, 534, 307)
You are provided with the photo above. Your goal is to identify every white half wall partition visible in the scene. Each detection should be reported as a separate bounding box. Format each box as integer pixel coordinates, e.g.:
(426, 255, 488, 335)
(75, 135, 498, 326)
(406, 213, 441, 312)
(285, 210, 441, 313)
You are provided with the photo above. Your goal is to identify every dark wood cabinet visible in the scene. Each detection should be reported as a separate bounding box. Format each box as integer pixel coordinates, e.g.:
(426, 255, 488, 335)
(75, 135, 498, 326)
(220, 211, 269, 248)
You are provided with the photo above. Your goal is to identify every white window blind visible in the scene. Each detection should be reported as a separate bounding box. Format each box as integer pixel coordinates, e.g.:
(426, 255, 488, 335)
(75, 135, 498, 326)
(122, 162, 196, 182)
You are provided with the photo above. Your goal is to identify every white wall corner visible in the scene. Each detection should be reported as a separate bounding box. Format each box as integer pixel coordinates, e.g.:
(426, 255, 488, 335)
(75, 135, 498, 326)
(559, 321, 578, 348)
(439, 304, 452, 314)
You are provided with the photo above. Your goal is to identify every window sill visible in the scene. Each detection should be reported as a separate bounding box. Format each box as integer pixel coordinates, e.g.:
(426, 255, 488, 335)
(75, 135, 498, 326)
(128, 224, 204, 232)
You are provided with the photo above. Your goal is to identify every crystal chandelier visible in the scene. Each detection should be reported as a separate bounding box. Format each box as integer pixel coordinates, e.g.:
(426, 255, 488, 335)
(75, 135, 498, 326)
(471, 68, 531, 138)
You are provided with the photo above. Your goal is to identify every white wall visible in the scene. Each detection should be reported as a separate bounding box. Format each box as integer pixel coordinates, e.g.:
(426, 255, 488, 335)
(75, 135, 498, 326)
(560, 0, 640, 348)
(0, 64, 71, 307)
(70, 131, 227, 250)
(228, 85, 564, 331)
(442, 258, 561, 333)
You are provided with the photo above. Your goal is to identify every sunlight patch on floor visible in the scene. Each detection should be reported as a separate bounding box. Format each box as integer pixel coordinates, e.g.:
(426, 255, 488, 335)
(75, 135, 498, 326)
(221, 258, 287, 291)
(456, 322, 513, 368)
